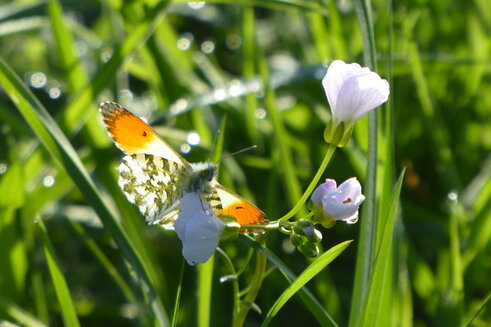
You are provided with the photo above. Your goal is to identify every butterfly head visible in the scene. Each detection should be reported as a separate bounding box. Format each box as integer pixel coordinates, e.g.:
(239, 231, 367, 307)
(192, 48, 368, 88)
(185, 162, 218, 194)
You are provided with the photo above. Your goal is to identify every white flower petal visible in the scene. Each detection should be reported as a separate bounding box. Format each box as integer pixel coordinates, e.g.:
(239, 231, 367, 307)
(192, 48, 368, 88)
(323, 61, 369, 112)
(319, 177, 365, 221)
(322, 60, 389, 123)
(337, 177, 365, 205)
(335, 72, 390, 122)
(311, 179, 337, 207)
(322, 193, 360, 220)
(174, 193, 224, 265)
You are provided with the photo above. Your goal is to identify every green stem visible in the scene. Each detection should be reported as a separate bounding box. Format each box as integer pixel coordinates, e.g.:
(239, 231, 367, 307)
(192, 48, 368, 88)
(171, 259, 185, 327)
(233, 250, 267, 327)
(277, 143, 337, 222)
(238, 222, 280, 231)
(216, 248, 240, 324)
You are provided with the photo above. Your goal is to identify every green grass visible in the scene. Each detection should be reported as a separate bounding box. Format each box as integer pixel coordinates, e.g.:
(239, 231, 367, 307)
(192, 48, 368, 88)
(1, 0, 490, 326)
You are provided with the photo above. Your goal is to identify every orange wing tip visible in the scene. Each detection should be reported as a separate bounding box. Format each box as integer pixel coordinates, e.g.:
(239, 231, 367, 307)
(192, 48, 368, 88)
(218, 201, 268, 226)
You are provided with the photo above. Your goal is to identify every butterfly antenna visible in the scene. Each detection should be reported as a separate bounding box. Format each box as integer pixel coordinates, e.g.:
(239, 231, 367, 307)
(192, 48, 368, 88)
(219, 145, 257, 163)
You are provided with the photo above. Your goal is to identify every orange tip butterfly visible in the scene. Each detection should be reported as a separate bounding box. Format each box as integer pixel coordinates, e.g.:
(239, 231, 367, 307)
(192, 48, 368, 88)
(99, 101, 268, 229)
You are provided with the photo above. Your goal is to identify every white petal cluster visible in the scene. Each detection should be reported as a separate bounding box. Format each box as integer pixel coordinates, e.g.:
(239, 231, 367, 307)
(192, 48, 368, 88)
(323, 60, 389, 123)
(174, 193, 224, 265)
(312, 177, 365, 225)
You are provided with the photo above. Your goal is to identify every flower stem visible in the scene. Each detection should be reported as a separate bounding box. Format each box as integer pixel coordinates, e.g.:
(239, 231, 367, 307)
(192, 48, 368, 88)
(216, 248, 240, 324)
(233, 248, 267, 327)
(277, 143, 337, 222)
(238, 221, 280, 231)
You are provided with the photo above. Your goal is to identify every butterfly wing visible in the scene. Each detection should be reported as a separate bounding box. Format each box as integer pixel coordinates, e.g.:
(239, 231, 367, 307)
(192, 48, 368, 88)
(100, 101, 267, 228)
(211, 184, 267, 225)
(99, 101, 189, 167)
(119, 153, 187, 227)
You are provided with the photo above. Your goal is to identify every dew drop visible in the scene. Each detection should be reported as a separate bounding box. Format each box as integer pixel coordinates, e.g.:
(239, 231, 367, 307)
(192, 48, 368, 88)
(43, 175, 55, 187)
(100, 50, 112, 63)
(201, 40, 215, 54)
(213, 88, 226, 101)
(249, 80, 262, 93)
(30, 72, 47, 88)
(187, 132, 200, 145)
(48, 87, 61, 99)
(226, 34, 241, 50)
(282, 238, 296, 254)
(177, 37, 191, 51)
(188, 1, 205, 10)
(448, 191, 458, 202)
(180, 143, 191, 154)
(170, 98, 188, 115)
(229, 80, 242, 97)
(254, 108, 267, 120)
(120, 303, 138, 319)
(0, 163, 7, 175)
(345, 217, 359, 224)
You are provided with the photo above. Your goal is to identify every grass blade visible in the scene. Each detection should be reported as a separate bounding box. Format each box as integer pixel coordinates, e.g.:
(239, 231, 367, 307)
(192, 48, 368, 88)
(48, 0, 89, 94)
(171, 260, 185, 327)
(60, 1, 168, 133)
(239, 235, 340, 327)
(258, 49, 304, 216)
(357, 169, 405, 326)
(460, 293, 491, 327)
(261, 241, 352, 326)
(68, 220, 137, 305)
(349, 0, 380, 324)
(197, 258, 215, 327)
(0, 56, 169, 326)
(0, 296, 47, 327)
(38, 220, 80, 327)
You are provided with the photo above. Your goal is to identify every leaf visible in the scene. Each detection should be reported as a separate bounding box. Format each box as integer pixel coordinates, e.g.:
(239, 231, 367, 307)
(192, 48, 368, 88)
(48, 0, 89, 94)
(60, 1, 169, 133)
(38, 220, 80, 327)
(262, 241, 352, 326)
(238, 235, 340, 327)
(349, 0, 380, 323)
(0, 296, 47, 327)
(356, 169, 405, 326)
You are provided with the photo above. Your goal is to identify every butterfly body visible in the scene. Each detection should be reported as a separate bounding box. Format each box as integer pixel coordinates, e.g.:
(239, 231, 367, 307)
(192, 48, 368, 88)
(100, 101, 267, 229)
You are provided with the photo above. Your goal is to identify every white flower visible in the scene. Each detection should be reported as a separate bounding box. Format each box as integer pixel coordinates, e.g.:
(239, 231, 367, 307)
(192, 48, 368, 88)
(311, 178, 365, 227)
(174, 193, 225, 265)
(323, 60, 389, 123)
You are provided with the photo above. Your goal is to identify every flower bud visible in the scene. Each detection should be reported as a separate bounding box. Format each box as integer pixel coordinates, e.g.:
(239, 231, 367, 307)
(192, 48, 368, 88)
(298, 241, 319, 257)
(306, 228, 323, 243)
(290, 234, 303, 247)
(293, 220, 314, 236)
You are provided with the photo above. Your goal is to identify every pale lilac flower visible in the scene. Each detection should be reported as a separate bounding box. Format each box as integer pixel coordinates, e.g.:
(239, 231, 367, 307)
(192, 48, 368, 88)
(323, 60, 389, 123)
(174, 192, 225, 265)
(312, 178, 365, 225)
(311, 179, 337, 207)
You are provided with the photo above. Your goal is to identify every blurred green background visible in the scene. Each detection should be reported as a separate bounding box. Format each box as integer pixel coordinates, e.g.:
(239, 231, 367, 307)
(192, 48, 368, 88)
(0, 0, 490, 326)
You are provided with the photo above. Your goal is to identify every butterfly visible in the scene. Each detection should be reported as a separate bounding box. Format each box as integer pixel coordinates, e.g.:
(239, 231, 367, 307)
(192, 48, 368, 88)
(99, 101, 267, 229)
